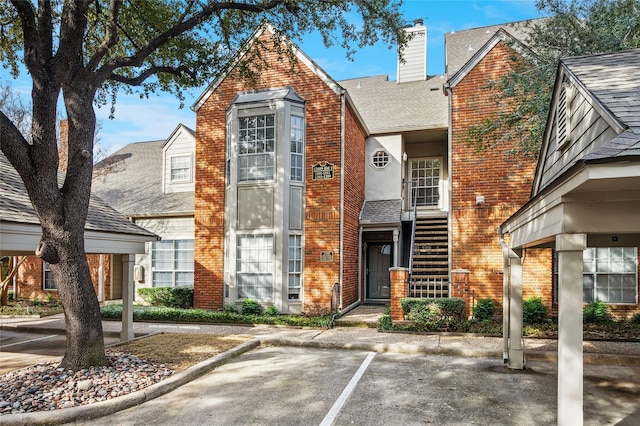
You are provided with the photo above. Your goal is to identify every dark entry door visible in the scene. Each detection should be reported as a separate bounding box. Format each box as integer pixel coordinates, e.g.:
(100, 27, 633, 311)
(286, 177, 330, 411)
(367, 244, 391, 300)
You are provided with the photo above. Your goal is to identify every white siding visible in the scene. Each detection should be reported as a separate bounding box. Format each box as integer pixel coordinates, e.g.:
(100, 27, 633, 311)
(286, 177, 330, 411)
(398, 26, 427, 83)
(163, 127, 196, 194)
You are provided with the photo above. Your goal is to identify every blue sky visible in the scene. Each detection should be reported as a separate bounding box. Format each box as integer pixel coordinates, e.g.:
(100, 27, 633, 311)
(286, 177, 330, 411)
(2, 0, 542, 154)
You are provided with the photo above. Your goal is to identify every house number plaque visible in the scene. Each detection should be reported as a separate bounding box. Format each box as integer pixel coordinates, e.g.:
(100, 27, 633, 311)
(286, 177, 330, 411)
(321, 251, 334, 262)
(312, 162, 334, 180)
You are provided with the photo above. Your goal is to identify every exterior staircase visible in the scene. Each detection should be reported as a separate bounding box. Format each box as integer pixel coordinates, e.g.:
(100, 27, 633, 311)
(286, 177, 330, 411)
(409, 216, 450, 297)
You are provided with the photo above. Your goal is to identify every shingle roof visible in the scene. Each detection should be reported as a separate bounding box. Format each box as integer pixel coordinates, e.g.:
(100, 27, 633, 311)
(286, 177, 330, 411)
(360, 199, 402, 225)
(0, 151, 156, 238)
(445, 20, 537, 77)
(92, 139, 194, 217)
(339, 75, 448, 133)
(563, 49, 640, 161)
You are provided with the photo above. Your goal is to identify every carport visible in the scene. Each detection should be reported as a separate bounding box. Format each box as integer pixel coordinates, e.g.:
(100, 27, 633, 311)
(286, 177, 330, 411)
(1, 151, 158, 341)
(499, 50, 640, 425)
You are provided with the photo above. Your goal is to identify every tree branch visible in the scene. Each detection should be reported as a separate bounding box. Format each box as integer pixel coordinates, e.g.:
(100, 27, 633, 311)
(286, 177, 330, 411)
(10, 0, 38, 73)
(87, 0, 122, 71)
(108, 65, 197, 86)
(95, 0, 288, 81)
(0, 110, 34, 179)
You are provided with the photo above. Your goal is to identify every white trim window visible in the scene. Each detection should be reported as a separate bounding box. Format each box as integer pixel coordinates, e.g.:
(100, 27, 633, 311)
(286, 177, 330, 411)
(372, 150, 390, 169)
(170, 155, 192, 182)
(583, 247, 637, 304)
(237, 234, 274, 300)
(288, 234, 303, 299)
(290, 115, 305, 181)
(238, 114, 275, 182)
(410, 158, 440, 207)
(43, 262, 57, 290)
(152, 239, 194, 287)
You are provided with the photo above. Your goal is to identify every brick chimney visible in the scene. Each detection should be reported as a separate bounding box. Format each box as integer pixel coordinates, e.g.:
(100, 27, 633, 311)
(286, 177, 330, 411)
(59, 119, 68, 172)
(397, 18, 427, 83)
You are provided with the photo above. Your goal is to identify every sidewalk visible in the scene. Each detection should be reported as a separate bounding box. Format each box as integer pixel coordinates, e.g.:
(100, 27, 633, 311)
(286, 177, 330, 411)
(2, 311, 639, 365)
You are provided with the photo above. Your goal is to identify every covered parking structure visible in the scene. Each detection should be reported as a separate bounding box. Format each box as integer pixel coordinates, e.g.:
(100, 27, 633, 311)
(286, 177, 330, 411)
(1, 151, 158, 340)
(500, 50, 640, 425)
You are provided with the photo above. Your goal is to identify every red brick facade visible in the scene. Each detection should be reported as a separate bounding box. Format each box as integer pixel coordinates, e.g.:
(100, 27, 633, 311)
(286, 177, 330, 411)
(194, 29, 365, 313)
(450, 41, 552, 312)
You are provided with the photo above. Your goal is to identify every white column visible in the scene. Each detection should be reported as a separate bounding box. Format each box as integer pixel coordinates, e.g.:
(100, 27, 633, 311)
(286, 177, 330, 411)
(508, 249, 524, 369)
(120, 254, 135, 342)
(392, 229, 399, 267)
(556, 233, 586, 426)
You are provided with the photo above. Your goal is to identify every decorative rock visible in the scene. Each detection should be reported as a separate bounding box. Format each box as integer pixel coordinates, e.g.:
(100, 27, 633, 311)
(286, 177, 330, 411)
(77, 379, 93, 391)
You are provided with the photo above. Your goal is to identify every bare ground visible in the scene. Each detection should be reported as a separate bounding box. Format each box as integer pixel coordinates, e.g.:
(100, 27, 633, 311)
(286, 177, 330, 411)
(112, 333, 252, 371)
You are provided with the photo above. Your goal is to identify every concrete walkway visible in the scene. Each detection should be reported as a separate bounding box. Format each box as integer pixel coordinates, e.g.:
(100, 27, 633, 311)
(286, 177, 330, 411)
(1, 307, 639, 425)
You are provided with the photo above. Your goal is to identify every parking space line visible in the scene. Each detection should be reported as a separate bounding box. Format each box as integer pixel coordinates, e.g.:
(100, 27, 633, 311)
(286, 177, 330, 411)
(320, 352, 376, 426)
(1, 334, 57, 348)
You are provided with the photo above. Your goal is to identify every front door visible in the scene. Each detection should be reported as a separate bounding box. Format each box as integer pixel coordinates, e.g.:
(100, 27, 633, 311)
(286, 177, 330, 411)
(367, 244, 391, 300)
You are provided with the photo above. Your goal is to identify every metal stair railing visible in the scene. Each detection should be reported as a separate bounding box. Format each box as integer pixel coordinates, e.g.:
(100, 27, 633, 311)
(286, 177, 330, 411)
(408, 179, 418, 288)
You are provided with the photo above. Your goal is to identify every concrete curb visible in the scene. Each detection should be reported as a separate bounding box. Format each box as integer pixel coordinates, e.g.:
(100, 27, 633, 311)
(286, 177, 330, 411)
(0, 323, 145, 339)
(1, 339, 260, 426)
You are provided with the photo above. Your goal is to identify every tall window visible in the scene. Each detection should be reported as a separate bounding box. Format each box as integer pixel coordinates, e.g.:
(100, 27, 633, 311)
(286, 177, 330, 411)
(152, 239, 194, 287)
(237, 234, 273, 300)
(411, 159, 440, 207)
(225, 119, 231, 185)
(43, 262, 56, 290)
(583, 247, 637, 304)
(170, 155, 192, 182)
(554, 247, 638, 304)
(290, 115, 304, 181)
(288, 235, 302, 299)
(238, 114, 275, 181)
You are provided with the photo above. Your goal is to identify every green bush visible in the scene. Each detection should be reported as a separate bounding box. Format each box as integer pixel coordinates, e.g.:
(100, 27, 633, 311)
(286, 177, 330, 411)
(583, 301, 611, 324)
(473, 299, 495, 321)
(631, 312, 640, 325)
(137, 286, 194, 309)
(241, 299, 263, 315)
(522, 297, 548, 325)
(265, 306, 279, 316)
(401, 298, 466, 323)
(223, 303, 239, 314)
(378, 314, 392, 330)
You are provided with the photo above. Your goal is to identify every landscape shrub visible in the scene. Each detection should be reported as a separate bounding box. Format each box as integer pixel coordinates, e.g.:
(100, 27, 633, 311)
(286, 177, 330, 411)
(378, 314, 392, 330)
(265, 306, 279, 316)
(138, 286, 194, 309)
(241, 299, 263, 315)
(583, 301, 611, 324)
(224, 303, 239, 314)
(473, 298, 495, 321)
(631, 312, 640, 325)
(401, 298, 466, 323)
(522, 297, 548, 325)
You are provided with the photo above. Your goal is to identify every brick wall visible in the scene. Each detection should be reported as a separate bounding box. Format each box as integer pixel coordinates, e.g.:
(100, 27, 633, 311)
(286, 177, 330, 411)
(194, 28, 363, 313)
(15, 254, 112, 301)
(450, 41, 551, 313)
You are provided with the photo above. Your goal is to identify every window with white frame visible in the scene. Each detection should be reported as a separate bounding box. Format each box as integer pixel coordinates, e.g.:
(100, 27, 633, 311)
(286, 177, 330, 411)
(410, 158, 440, 207)
(288, 234, 302, 299)
(372, 150, 389, 169)
(236, 234, 273, 300)
(554, 247, 638, 304)
(290, 115, 305, 181)
(170, 155, 192, 182)
(151, 239, 194, 287)
(225, 119, 231, 185)
(43, 262, 57, 290)
(238, 114, 275, 182)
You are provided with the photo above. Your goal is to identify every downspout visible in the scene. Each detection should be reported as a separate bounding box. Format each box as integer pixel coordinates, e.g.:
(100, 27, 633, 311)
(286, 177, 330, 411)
(339, 94, 346, 309)
(498, 226, 510, 363)
(444, 82, 453, 286)
(357, 224, 363, 304)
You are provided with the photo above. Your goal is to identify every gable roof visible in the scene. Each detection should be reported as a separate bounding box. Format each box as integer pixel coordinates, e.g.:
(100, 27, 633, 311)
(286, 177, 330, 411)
(0, 151, 157, 239)
(92, 127, 195, 217)
(192, 22, 343, 112)
(563, 49, 640, 162)
(339, 74, 448, 134)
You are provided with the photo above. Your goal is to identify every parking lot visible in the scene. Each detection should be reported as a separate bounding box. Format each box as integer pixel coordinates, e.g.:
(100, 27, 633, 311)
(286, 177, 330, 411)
(62, 345, 640, 426)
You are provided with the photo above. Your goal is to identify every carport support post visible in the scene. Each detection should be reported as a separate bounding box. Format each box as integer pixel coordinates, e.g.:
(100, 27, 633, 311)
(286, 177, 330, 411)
(556, 233, 586, 426)
(507, 249, 524, 369)
(120, 254, 135, 341)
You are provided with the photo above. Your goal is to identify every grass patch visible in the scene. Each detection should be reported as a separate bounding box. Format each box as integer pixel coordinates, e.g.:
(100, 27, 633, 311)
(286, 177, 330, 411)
(0, 298, 64, 317)
(101, 304, 331, 328)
